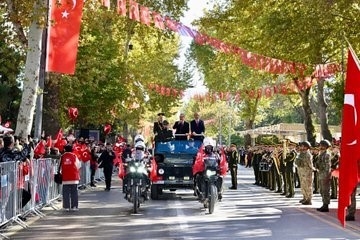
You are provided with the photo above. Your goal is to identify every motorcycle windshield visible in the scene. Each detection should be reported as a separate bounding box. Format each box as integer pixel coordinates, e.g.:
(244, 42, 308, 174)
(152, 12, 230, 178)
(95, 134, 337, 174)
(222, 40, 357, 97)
(204, 157, 218, 169)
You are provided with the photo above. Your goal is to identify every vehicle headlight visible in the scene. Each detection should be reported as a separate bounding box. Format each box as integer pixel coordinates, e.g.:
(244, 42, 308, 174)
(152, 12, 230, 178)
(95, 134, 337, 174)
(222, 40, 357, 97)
(206, 169, 217, 177)
(158, 168, 164, 175)
(130, 166, 136, 172)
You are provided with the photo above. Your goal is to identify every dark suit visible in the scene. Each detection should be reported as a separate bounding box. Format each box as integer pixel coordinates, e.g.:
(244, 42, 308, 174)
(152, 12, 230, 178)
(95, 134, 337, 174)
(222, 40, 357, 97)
(173, 121, 190, 140)
(190, 119, 205, 141)
(153, 121, 164, 135)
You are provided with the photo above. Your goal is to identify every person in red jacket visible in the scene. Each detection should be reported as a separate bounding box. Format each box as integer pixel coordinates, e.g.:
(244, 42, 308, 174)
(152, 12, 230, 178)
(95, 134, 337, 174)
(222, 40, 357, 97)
(60, 144, 81, 211)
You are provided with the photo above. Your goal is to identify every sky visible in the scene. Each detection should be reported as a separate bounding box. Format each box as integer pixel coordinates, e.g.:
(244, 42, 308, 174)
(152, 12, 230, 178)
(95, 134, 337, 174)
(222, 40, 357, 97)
(178, 0, 211, 102)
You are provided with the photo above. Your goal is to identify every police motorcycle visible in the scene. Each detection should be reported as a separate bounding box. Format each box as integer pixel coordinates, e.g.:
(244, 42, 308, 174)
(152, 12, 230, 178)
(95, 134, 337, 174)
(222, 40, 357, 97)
(194, 138, 222, 214)
(123, 139, 151, 213)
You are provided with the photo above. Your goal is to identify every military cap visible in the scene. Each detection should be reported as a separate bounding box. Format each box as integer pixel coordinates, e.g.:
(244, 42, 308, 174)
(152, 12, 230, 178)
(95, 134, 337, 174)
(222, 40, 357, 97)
(157, 112, 165, 116)
(163, 120, 169, 125)
(319, 139, 331, 148)
(300, 141, 311, 148)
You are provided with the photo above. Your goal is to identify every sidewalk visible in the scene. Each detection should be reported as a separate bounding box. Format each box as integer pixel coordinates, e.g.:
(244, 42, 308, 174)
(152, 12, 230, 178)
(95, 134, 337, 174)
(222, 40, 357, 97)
(4, 177, 126, 240)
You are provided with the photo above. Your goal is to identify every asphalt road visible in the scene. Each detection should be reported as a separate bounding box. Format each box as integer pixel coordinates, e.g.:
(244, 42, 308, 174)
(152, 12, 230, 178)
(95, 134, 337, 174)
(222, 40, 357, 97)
(5, 166, 360, 240)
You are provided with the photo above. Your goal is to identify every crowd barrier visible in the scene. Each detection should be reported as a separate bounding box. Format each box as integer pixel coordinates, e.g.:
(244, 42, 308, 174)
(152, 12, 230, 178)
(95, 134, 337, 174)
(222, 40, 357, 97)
(0, 158, 104, 239)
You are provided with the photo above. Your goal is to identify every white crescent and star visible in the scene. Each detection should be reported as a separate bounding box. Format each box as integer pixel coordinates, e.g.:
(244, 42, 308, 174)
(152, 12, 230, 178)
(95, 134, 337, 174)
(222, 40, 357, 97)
(60, 0, 77, 19)
(344, 93, 357, 145)
(72, 0, 77, 10)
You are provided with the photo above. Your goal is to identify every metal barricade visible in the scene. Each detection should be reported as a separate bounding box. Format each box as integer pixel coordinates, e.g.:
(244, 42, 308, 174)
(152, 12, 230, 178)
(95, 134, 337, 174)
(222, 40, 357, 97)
(0, 162, 17, 226)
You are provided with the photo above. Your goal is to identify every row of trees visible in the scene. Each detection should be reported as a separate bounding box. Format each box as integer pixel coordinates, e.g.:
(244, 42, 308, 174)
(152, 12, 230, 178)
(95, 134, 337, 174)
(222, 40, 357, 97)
(184, 0, 359, 146)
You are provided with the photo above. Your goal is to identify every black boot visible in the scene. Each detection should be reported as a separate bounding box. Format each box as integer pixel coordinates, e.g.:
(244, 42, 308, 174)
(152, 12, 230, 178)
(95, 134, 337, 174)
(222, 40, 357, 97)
(317, 204, 329, 212)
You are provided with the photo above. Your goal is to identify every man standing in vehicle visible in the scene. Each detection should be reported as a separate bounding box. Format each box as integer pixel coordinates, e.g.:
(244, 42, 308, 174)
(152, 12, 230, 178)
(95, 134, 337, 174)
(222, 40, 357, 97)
(153, 113, 165, 135)
(173, 113, 190, 140)
(190, 112, 205, 142)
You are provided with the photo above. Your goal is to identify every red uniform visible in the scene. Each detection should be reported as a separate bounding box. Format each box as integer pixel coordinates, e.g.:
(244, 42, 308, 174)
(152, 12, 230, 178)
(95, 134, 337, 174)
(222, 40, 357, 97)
(61, 152, 81, 184)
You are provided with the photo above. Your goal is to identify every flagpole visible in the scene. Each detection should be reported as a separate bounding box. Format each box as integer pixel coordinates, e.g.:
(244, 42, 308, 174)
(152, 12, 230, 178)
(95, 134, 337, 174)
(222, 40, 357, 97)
(34, 0, 49, 140)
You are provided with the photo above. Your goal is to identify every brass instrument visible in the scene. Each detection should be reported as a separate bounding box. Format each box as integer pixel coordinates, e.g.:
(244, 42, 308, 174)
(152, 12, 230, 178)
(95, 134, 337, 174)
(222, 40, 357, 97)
(271, 146, 281, 175)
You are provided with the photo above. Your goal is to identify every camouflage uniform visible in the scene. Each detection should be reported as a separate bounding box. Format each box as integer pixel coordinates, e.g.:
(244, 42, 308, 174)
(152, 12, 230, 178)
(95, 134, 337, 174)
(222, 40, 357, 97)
(295, 146, 313, 204)
(316, 148, 332, 208)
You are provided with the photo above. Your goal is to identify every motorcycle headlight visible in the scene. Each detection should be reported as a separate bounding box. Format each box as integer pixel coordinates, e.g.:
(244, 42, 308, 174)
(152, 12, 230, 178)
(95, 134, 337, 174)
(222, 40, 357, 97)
(136, 165, 146, 174)
(158, 168, 164, 175)
(130, 166, 136, 172)
(206, 169, 217, 177)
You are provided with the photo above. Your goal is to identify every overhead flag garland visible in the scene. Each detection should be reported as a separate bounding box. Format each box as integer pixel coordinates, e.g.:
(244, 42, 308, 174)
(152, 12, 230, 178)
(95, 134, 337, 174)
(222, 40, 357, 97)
(114, 0, 341, 78)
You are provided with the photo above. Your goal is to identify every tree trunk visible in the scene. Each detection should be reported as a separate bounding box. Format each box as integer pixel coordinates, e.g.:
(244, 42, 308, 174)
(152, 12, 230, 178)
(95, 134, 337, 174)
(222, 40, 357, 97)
(299, 88, 316, 146)
(317, 78, 333, 141)
(244, 98, 259, 146)
(15, 14, 44, 138)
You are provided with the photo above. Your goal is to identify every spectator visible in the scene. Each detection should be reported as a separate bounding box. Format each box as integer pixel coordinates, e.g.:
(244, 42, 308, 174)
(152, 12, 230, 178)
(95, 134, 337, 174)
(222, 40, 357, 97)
(60, 144, 81, 211)
(0, 134, 30, 162)
(98, 142, 116, 191)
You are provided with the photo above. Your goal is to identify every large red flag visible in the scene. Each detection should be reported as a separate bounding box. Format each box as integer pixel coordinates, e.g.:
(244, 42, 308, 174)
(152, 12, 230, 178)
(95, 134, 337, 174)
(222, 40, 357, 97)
(338, 47, 360, 227)
(46, 0, 84, 74)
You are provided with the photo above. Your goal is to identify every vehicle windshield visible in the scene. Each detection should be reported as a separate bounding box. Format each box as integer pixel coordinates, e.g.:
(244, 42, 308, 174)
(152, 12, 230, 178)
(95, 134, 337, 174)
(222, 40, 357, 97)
(164, 154, 194, 164)
(155, 140, 202, 154)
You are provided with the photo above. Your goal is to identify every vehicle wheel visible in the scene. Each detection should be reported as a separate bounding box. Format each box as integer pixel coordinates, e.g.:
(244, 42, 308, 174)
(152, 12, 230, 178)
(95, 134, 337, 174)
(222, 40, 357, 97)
(208, 184, 217, 214)
(133, 185, 139, 213)
(151, 185, 159, 200)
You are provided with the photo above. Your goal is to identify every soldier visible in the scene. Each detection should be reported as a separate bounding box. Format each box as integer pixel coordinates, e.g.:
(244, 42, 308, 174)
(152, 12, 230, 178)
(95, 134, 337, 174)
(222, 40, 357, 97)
(252, 147, 261, 185)
(315, 140, 332, 212)
(330, 146, 340, 199)
(227, 144, 239, 189)
(312, 147, 320, 194)
(295, 141, 314, 205)
(284, 143, 297, 198)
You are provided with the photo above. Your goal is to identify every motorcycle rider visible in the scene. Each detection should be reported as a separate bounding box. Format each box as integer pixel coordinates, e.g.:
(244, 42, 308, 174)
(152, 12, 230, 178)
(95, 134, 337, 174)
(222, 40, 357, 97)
(123, 139, 150, 200)
(193, 138, 224, 201)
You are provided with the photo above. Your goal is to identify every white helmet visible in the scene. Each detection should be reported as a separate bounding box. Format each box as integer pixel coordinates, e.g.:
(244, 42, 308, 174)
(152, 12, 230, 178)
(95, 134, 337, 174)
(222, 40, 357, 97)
(203, 137, 214, 147)
(134, 134, 145, 143)
(134, 141, 146, 150)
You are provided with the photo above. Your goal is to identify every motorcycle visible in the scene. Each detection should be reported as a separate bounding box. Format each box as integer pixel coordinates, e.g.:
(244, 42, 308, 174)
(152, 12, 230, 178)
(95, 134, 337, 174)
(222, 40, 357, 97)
(123, 158, 150, 213)
(195, 156, 221, 214)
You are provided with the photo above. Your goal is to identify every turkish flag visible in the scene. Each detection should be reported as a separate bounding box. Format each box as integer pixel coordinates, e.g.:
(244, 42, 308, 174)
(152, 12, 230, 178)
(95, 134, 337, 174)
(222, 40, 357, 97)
(152, 12, 165, 30)
(117, 0, 126, 16)
(192, 145, 204, 175)
(54, 128, 66, 152)
(46, 136, 53, 148)
(129, 0, 140, 22)
(149, 157, 158, 182)
(219, 147, 228, 176)
(101, 0, 110, 9)
(338, 47, 360, 227)
(140, 6, 151, 26)
(46, 0, 84, 74)
(34, 140, 46, 158)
